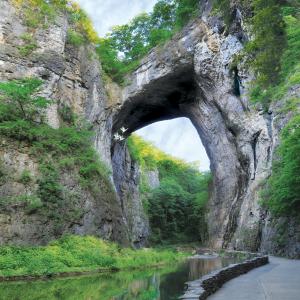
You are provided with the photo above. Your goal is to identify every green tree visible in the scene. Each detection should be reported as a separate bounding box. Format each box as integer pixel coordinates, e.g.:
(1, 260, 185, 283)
(127, 135, 212, 244)
(0, 78, 50, 122)
(97, 0, 201, 84)
(246, 0, 286, 88)
(149, 178, 189, 243)
(174, 0, 199, 29)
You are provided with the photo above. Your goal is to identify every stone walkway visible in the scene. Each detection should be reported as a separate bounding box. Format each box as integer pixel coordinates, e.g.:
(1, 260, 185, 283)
(207, 256, 300, 300)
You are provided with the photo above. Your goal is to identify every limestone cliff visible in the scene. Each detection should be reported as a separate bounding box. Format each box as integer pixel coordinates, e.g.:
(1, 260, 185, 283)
(0, 0, 144, 246)
(0, 0, 299, 257)
(111, 0, 299, 256)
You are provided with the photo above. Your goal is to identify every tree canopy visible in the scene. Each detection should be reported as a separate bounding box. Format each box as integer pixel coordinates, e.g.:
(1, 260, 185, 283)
(96, 0, 200, 84)
(127, 134, 211, 244)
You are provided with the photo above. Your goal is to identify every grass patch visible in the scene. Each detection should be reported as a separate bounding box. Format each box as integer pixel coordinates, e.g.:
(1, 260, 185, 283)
(0, 235, 188, 277)
(18, 170, 32, 185)
(18, 33, 37, 56)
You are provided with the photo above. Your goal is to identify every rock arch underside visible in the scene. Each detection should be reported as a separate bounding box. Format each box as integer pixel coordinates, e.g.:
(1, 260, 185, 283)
(0, 0, 298, 256)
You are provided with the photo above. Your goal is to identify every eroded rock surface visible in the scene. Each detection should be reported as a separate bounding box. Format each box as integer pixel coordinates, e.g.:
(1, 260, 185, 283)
(112, 2, 299, 256)
(0, 0, 130, 245)
(0, 0, 298, 256)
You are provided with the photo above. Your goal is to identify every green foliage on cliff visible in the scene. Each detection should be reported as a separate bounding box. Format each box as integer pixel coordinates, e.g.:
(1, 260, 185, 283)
(215, 0, 300, 108)
(247, 1, 300, 110)
(261, 115, 300, 218)
(0, 78, 51, 121)
(13, 0, 98, 50)
(0, 78, 111, 227)
(96, 0, 199, 84)
(18, 33, 38, 56)
(0, 235, 186, 277)
(67, 29, 85, 46)
(127, 135, 211, 245)
(246, 0, 286, 88)
(253, 3, 300, 219)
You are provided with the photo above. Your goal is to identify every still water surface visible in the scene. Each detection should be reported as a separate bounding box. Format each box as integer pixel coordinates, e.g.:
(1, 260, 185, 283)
(0, 256, 240, 300)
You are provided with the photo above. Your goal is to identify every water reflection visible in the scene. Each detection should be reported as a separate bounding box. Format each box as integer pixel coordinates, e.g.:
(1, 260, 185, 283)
(0, 257, 240, 300)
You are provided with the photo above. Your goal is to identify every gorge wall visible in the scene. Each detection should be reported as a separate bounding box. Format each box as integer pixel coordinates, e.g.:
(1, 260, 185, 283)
(0, 0, 299, 257)
(0, 0, 130, 246)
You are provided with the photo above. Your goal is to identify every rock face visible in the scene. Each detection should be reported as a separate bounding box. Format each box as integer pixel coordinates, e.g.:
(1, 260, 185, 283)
(113, 13, 268, 251)
(0, 140, 129, 245)
(0, 0, 132, 246)
(0, 0, 298, 256)
(111, 143, 150, 247)
(112, 1, 299, 256)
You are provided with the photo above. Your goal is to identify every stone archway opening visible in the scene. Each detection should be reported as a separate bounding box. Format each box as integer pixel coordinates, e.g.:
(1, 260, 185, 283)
(108, 20, 265, 250)
(112, 66, 197, 135)
(135, 117, 210, 172)
(110, 65, 247, 249)
(110, 69, 205, 247)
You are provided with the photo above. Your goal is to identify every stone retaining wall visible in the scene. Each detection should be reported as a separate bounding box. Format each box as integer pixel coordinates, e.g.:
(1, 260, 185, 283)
(180, 256, 269, 300)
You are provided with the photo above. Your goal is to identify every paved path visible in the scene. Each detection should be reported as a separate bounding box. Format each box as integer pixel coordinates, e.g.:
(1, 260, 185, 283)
(207, 256, 300, 300)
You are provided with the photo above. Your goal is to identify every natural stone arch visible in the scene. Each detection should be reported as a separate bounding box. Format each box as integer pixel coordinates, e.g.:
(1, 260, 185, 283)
(111, 20, 272, 249)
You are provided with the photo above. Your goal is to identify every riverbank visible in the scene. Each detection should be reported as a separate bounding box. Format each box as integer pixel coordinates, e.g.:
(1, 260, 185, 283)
(0, 235, 189, 281)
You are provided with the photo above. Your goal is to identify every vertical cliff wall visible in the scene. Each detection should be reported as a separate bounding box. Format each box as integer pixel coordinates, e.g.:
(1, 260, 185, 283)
(0, 0, 298, 256)
(112, 1, 299, 256)
(0, 0, 145, 246)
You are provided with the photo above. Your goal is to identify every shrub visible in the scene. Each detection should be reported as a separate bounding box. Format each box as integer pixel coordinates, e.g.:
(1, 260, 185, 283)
(18, 169, 32, 185)
(67, 29, 85, 46)
(18, 32, 37, 56)
(0, 235, 187, 277)
(262, 115, 300, 217)
(67, 1, 98, 44)
(0, 78, 50, 122)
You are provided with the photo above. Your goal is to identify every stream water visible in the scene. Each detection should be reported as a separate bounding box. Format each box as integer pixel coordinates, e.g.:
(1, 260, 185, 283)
(0, 256, 241, 300)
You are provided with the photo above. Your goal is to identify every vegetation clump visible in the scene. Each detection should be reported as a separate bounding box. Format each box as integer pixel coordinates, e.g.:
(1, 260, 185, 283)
(0, 78, 111, 229)
(245, 1, 300, 109)
(13, 0, 98, 54)
(0, 235, 187, 277)
(127, 135, 211, 245)
(18, 33, 38, 56)
(261, 115, 300, 218)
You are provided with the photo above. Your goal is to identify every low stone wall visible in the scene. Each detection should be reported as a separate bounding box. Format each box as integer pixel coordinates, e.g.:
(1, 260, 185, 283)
(180, 256, 269, 300)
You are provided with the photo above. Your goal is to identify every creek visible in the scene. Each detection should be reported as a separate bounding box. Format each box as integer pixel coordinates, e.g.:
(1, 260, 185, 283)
(0, 256, 243, 300)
